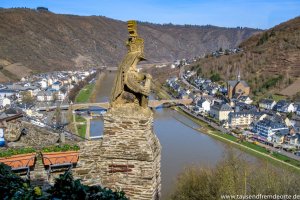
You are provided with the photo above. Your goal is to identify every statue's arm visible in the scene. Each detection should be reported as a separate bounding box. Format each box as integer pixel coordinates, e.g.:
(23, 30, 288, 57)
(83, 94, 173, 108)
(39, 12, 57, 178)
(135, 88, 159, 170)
(135, 72, 151, 81)
(135, 73, 145, 81)
(125, 71, 150, 96)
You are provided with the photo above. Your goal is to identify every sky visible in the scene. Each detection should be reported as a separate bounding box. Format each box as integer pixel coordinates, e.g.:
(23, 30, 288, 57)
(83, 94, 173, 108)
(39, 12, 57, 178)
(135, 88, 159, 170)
(1, 0, 299, 29)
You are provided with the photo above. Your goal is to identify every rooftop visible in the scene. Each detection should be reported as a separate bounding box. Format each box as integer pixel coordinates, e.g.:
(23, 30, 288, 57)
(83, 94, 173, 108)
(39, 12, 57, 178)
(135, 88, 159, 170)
(228, 80, 249, 88)
(260, 99, 276, 104)
(212, 102, 232, 111)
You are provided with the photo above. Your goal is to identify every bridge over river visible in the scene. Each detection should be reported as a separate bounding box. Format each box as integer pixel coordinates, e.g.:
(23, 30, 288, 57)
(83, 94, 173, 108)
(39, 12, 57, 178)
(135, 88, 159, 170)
(37, 99, 193, 111)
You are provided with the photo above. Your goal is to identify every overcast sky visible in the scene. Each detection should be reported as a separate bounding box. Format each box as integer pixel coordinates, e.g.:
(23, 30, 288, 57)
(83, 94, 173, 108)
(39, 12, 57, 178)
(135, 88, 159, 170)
(1, 0, 300, 29)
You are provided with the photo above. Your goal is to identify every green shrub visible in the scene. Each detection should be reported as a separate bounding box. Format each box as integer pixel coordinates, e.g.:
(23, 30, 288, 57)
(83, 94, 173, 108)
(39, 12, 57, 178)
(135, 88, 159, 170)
(0, 163, 128, 200)
(261, 75, 283, 90)
(210, 73, 221, 82)
(0, 163, 42, 199)
(42, 144, 80, 153)
(48, 172, 128, 200)
(256, 31, 275, 46)
(0, 147, 36, 158)
(169, 150, 300, 200)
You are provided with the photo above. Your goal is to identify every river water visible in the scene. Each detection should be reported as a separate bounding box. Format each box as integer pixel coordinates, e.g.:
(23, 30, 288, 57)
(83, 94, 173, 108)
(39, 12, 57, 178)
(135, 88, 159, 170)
(90, 72, 255, 199)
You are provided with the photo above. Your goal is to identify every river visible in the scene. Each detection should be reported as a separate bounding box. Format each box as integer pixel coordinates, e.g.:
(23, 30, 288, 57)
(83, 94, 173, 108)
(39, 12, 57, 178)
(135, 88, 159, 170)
(90, 72, 255, 199)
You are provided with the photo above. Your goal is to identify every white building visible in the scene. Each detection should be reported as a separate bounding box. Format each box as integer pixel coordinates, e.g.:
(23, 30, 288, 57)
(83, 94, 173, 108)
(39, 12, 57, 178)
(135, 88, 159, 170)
(196, 99, 210, 112)
(271, 133, 284, 144)
(57, 91, 66, 101)
(259, 99, 276, 110)
(40, 79, 48, 89)
(290, 134, 300, 147)
(0, 89, 16, 98)
(239, 96, 253, 105)
(47, 78, 53, 86)
(228, 111, 261, 128)
(252, 118, 289, 140)
(36, 91, 54, 102)
(0, 97, 11, 107)
(282, 103, 295, 113)
(52, 81, 62, 91)
(275, 100, 295, 113)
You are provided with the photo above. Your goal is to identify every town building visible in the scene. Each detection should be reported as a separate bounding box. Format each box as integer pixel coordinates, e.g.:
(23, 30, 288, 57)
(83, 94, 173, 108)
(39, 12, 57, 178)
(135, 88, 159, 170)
(296, 106, 300, 116)
(196, 98, 210, 112)
(228, 111, 262, 128)
(237, 96, 253, 104)
(52, 81, 62, 91)
(47, 77, 53, 86)
(274, 100, 295, 113)
(259, 99, 276, 110)
(293, 120, 300, 132)
(179, 90, 189, 99)
(210, 102, 233, 121)
(56, 91, 66, 101)
(227, 71, 250, 99)
(36, 91, 54, 102)
(0, 89, 16, 98)
(271, 132, 285, 144)
(252, 118, 289, 140)
(0, 97, 11, 108)
(39, 79, 48, 89)
(289, 134, 300, 147)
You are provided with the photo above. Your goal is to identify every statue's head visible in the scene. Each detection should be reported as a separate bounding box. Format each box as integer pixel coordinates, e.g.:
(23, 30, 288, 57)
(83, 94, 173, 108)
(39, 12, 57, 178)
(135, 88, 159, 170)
(127, 20, 146, 60)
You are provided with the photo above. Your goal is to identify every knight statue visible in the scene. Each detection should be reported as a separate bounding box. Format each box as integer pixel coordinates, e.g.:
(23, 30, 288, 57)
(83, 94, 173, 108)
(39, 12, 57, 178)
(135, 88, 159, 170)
(110, 20, 152, 108)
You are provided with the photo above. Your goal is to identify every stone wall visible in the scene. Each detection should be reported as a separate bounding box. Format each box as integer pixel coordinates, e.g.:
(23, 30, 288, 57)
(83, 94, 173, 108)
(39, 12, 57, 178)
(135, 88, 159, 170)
(74, 105, 161, 200)
(3, 120, 79, 186)
(5, 120, 60, 147)
(73, 140, 103, 185)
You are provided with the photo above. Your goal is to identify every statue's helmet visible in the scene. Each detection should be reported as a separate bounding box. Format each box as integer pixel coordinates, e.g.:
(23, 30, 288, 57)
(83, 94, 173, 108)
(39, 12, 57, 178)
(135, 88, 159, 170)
(127, 20, 146, 61)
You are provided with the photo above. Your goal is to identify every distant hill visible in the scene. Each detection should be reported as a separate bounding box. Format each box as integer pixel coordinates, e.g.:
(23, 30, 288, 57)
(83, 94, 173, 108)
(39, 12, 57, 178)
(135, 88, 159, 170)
(189, 16, 300, 99)
(0, 8, 259, 81)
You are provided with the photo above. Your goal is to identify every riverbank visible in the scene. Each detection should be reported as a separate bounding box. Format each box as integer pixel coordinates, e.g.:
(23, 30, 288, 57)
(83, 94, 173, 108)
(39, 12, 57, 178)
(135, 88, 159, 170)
(153, 83, 300, 173)
(75, 83, 95, 103)
(178, 107, 300, 172)
(71, 72, 104, 138)
(74, 115, 86, 138)
(71, 83, 94, 138)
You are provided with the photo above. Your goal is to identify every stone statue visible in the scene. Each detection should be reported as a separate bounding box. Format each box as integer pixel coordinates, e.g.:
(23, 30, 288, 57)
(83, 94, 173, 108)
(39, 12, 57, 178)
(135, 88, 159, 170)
(110, 20, 152, 108)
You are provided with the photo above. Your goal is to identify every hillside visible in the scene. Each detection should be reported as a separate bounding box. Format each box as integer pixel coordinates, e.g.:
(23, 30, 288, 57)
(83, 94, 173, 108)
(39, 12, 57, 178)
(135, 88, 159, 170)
(189, 16, 300, 99)
(0, 8, 259, 80)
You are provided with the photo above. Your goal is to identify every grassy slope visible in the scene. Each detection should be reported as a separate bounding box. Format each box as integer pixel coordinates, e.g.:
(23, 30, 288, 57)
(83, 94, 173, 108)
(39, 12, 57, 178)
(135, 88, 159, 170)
(73, 83, 95, 138)
(75, 84, 95, 103)
(77, 124, 86, 138)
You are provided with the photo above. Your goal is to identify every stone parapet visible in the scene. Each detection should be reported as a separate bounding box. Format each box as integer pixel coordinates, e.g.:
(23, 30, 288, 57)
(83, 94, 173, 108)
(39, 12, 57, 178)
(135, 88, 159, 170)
(73, 105, 161, 200)
(73, 140, 103, 186)
(100, 106, 161, 200)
